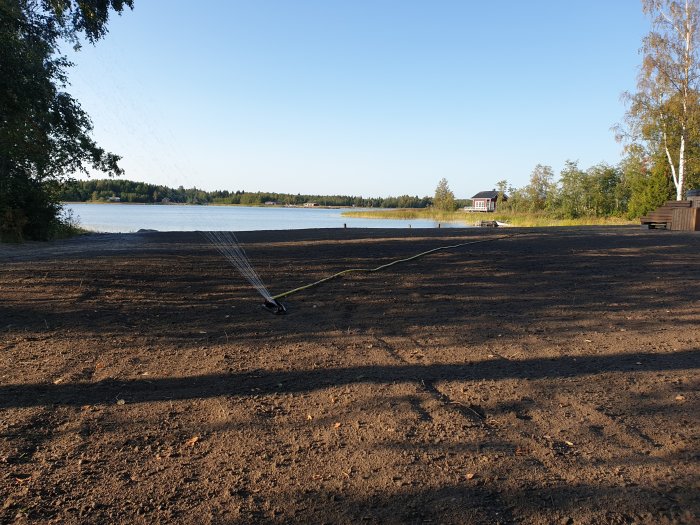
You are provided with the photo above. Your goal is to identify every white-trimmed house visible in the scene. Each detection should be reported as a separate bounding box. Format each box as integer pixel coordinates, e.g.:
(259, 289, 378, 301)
(465, 190, 506, 212)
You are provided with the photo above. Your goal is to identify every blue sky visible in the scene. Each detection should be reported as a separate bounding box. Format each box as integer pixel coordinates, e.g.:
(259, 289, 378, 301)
(67, 1, 649, 199)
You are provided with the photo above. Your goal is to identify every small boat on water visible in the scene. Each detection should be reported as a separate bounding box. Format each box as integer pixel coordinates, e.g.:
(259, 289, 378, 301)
(477, 220, 511, 228)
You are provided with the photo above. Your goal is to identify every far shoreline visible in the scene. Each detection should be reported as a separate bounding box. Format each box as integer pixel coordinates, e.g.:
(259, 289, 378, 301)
(61, 201, 354, 209)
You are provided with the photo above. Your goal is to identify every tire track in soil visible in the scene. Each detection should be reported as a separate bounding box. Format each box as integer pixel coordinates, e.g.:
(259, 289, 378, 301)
(484, 387, 672, 519)
(555, 392, 662, 452)
(529, 389, 690, 522)
(1, 408, 58, 477)
(374, 335, 517, 523)
(370, 336, 521, 524)
(372, 336, 487, 427)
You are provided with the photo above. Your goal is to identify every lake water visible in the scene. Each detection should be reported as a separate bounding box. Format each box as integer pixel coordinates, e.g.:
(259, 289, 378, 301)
(63, 203, 471, 233)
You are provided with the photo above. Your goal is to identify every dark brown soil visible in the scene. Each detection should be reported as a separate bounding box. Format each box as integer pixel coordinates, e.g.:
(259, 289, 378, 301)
(1, 227, 698, 524)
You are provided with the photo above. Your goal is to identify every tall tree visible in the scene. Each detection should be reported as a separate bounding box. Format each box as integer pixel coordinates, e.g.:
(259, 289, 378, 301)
(558, 160, 587, 218)
(524, 164, 555, 212)
(433, 178, 456, 211)
(619, 0, 700, 200)
(0, 1, 133, 241)
(585, 163, 625, 216)
(495, 179, 509, 201)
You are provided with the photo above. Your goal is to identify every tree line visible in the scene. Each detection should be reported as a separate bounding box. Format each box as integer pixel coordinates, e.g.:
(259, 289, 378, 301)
(429, 148, 697, 219)
(493, 151, 697, 219)
(59, 179, 438, 208)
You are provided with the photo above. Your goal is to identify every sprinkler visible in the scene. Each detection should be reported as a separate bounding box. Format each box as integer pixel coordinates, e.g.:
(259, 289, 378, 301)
(263, 298, 287, 315)
(203, 230, 285, 315)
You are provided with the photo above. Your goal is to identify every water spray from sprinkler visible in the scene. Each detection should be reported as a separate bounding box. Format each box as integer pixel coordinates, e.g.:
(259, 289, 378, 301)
(203, 231, 286, 315)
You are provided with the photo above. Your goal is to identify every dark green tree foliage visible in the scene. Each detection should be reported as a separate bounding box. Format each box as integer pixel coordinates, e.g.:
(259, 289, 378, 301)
(433, 178, 456, 211)
(0, 0, 133, 241)
(498, 161, 634, 219)
(557, 161, 588, 218)
(495, 179, 508, 203)
(523, 164, 555, 212)
(622, 147, 675, 218)
(495, 180, 518, 212)
(59, 179, 434, 208)
(586, 163, 627, 216)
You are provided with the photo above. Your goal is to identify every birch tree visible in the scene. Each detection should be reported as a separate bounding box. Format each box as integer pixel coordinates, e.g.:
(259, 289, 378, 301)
(524, 164, 555, 212)
(619, 0, 700, 200)
(433, 178, 456, 211)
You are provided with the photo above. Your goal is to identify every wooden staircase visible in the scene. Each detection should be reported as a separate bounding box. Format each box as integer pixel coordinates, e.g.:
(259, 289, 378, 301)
(640, 200, 699, 230)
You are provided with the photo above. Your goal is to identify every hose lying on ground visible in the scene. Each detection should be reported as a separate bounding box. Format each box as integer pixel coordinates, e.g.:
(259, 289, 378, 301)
(271, 233, 517, 302)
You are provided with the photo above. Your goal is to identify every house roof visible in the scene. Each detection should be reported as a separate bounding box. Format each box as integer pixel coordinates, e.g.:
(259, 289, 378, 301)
(472, 191, 500, 199)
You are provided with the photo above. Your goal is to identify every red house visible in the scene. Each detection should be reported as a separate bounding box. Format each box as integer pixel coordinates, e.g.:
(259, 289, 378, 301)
(468, 190, 506, 212)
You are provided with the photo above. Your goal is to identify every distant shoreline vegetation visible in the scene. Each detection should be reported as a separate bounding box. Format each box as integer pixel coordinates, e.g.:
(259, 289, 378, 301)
(342, 208, 635, 227)
(59, 179, 456, 209)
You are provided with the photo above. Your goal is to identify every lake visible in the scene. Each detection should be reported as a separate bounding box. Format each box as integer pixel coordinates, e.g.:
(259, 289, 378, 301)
(62, 203, 471, 233)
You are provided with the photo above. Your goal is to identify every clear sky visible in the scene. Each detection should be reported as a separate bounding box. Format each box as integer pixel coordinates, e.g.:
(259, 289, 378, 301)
(67, 1, 649, 199)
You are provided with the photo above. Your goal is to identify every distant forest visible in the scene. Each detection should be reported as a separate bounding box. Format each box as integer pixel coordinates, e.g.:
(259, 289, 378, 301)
(59, 179, 466, 208)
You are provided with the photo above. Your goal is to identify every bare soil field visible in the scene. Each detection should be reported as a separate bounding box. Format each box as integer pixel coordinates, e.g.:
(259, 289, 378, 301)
(0, 227, 698, 524)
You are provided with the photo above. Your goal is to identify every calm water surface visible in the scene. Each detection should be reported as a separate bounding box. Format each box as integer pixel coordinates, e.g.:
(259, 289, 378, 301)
(63, 203, 470, 233)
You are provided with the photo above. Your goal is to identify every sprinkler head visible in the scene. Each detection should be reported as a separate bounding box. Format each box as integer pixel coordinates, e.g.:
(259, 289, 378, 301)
(263, 299, 287, 315)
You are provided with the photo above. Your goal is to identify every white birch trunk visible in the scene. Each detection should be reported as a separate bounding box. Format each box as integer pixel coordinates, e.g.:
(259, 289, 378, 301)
(662, 126, 680, 196)
(677, 0, 691, 200)
(677, 132, 685, 200)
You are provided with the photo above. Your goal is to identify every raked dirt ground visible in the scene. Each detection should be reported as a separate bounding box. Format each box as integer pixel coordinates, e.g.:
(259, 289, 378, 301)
(0, 227, 698, 524)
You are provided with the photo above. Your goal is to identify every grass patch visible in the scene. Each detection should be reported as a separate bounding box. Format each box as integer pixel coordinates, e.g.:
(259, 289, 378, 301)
(51, 208, 91, 239)
(342, 208, 636, 227)
(343, 208, 465, 221)
(51, 221, 90, 239)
